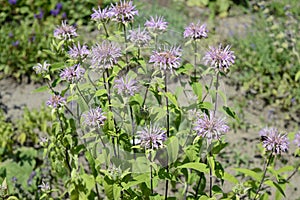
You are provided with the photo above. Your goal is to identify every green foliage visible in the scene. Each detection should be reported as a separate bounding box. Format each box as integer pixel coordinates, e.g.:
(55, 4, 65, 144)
(1, 0, 300, 199)
(0, 106, 52, 199)
(0, 0, 99, 82)
(229, 2, 300, 113)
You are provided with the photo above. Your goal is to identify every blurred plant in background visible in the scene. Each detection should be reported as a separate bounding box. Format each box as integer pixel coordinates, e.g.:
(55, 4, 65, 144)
(229, 0, 300, 120)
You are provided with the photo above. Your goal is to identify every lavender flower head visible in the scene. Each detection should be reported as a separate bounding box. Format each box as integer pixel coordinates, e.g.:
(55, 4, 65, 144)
(110, 0, 138, 24)
(82, 107, 106, 127)
(259, 127, 289, 154)
(144, 16, 168, 33)
(128, 26, 151, 47)
(12, 40, 19, 47)
(46, 95, 66, 108)
(34, 10, 44, 20)
(60, 64, 85, 83)
(149, 46, 182, 72)
(90, 41, 122, 70)
(33, 61, 50, 75)
(91, 6, 113, 21)
(54, 21, 77, 40)
(203, 44, 235, 73)
(8, 0, 17, 5)
(193, 112, 229, 141)
(68, 42, 90, 60)
(114, 75, 138, 96)
(294, 132, 300, 147)
(50, 3, 63, 17)
(138, 125, 166, 150)
(38, 181, 50, 192)
(184, 21, 208, 40)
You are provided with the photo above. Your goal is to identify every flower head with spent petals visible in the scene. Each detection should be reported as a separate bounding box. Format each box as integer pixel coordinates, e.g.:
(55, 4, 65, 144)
(90, 41, 122, 70)
(60, 64, 85, 83)
(38, 181, 50, 192)
(203, 44, 235, 73)
(54, 21, 77, 40)
(149, 46, 182, 71)
(110, 0, 138, 24)
(33, 61, 50, 75)
(259, 127, 289, 154)
(114, 75, 138, 96)
(128, 26, 151, 47)
(193, 112, 229, 142)
(138, 125, 166, 150)
(82, 107, 106, 128)
(184, 21, 208, 40)
(294, 132, 300, 148)
(144, 16, 168, 33)
(68, 42, 90, 60)
(46, 95, 66, 108)
(91, 6, 113, 22)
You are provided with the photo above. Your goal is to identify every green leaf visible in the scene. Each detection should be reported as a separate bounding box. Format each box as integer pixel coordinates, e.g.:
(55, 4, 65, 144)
(165, 92, 178, 108)
(113, 184, 121, 199)
(234, 168, 260, 181)
(276, 166, 294, 174)
(151, 107, 166, 122)
(178, 162, 209, 173)
(166, 136, 179, 163)
(103, 180, 114, 200)
(192, 82, 202, 101)
(94, 89, 107, 97)
(50, 62, 65, 72)
(81, 174, 95, 195)
(223, 106, 239, 122)
(223, 172, 238, 184)
(122, 173, 149, 190)
(7, 197, 19, 200)
(199, 101, 213, 110)
(32, 85, 48, 93)
(264, 180, 285, 197)
(131, 156, 151, 174)
(212, 185, 223, 194)
(207, 156, 215, 174)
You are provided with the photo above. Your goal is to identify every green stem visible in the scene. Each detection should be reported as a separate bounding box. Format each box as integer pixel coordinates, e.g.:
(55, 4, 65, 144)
(253, 153, 273, 200)
(193, 39, 197, 81)
(286, 162, 300, 182)
(213, 73, 220, 117)
(76, 84, 89, 106)
(123, 24, 129, 72)
(129, 104, 136, 159)
(209, 151, 213, 198)
(102, 21, 109, 38)
(195, 172, 203, 198)
(201, 75, 214, 102)
(164, 68, 170, 200)
(56, 110, 72, 173)
(103, 69, 118, 158)
(150, 150, 153, 195)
